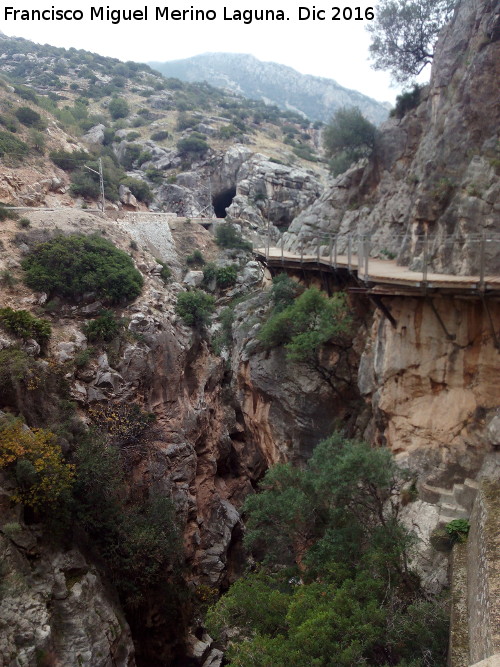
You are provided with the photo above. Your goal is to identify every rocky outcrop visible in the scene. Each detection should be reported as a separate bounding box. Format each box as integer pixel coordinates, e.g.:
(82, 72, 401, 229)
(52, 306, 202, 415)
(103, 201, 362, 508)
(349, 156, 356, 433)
(0, 496, 135, 667)
(283, 0, 500, 273)
(143, 143, 324, 239)
(225, 149, 323, 235)
(230, 291, 367, 464)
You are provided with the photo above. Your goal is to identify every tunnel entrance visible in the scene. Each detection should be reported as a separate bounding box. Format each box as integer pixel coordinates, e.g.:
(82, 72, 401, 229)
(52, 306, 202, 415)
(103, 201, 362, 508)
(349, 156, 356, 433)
(212, 186, 236, 218)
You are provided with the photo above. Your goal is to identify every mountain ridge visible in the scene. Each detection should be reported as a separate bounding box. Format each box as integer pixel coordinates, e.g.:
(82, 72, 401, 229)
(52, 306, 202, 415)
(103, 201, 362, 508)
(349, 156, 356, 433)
(149, 52, 390, 125)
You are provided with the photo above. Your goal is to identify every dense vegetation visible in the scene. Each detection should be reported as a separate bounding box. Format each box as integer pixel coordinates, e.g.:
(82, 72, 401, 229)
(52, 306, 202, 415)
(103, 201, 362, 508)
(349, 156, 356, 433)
(22, 234, 143, 304)
(0, 417, 74, 508)
(207, 434, 448, 666)
(259, 283, 354, 394)
(0, 307, 51, 347)
(215, 224, 253, 251)
(323, 107, 377, 176)
(175, 289, 215, 328)
(73, 430, 181, 609)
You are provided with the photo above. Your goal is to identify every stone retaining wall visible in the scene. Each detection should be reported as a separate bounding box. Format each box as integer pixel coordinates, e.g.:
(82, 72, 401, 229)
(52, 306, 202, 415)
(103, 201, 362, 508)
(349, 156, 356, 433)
(449, 479, 500, 665)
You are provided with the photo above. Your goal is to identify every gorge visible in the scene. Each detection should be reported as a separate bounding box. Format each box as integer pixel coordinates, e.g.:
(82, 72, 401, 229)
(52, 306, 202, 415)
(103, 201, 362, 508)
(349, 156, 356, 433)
(0, 0, 499, 665)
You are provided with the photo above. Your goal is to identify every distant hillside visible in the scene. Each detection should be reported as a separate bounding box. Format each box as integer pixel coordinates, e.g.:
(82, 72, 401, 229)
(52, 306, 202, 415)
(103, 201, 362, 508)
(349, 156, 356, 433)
(150, 53, 390, 125)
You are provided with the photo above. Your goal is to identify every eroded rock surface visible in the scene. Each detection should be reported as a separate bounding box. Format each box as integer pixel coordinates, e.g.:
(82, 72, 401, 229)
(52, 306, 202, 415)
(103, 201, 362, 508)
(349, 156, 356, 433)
(283, 0, 500, 274)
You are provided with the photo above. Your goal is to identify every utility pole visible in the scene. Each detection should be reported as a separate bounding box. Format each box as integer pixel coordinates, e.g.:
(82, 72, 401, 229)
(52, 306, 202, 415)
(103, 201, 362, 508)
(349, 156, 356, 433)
(84, 158, 106, 217)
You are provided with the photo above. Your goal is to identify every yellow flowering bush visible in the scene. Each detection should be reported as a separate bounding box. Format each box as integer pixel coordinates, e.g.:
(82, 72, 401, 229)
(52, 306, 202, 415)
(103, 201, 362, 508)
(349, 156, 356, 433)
(0, 419, 74, 507)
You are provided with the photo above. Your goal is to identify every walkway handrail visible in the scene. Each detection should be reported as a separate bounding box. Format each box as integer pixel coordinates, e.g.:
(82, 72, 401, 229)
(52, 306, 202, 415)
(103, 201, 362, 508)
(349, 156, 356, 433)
(265, 230, 500, 282)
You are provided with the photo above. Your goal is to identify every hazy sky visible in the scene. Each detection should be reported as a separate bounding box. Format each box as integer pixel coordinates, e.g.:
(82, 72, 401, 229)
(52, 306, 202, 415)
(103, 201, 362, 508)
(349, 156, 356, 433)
(1, 0, 409, 103)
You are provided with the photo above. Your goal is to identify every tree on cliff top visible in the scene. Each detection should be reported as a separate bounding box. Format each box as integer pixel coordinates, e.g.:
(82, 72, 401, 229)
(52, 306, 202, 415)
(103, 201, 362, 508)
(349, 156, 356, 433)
(367, 0, 457, 83)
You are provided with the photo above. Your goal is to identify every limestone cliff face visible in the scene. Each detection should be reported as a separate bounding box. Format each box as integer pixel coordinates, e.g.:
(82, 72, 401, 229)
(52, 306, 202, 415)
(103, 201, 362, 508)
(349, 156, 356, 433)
(149, 144, 324, 243)
(359, 297, 500, 481)
(284, 0, 500, 275)
(0, 209, 262, 665)
(230, 291, 369, 465)
(278, 0, 500, 483)
(0, 469, 135, 667)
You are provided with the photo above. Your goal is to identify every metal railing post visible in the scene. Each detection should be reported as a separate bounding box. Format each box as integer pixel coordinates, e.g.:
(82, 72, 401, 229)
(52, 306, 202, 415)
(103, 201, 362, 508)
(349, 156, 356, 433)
(364, 235, 370, 280)
(333, 236, 338, 269)
(281, 234, 284, 265)
(300, 240, 304, 265)
(329, 236, 334, 268)
(317, 237, 321, 263)
(422, 231, 429, 290)
(479, 229, 486, 292)
(358, 235, 363, 279)
(348, 234, 352, 272)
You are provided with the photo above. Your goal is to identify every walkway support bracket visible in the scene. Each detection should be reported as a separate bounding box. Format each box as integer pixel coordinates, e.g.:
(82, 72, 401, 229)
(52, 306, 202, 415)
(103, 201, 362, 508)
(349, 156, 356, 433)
(482, 295, 500, 350)
(370, 295, 397, 329)
(428, 298, 456, 341)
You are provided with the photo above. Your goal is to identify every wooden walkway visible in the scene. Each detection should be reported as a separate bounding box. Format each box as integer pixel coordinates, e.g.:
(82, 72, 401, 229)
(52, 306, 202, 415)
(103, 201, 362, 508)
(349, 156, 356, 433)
(255, 247, 500, 296)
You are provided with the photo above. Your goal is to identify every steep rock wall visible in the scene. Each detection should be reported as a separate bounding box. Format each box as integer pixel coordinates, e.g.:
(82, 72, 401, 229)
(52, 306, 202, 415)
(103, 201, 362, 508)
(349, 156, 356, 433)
(359, 297, 500, 481)
(283, 0, 500, 274)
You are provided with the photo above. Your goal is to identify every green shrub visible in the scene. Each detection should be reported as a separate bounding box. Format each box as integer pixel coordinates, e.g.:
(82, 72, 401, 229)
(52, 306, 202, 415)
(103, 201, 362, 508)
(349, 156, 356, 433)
(145, 167, 163, 184)
(219, 124, 240, 140)
(176, 134, 209, 156)
(13, 85, 38, 103)
(74, 348, 93, 368)
(293, 145, 318, 162)
(119, 143, 141, 170)
(175, 290, 215, 328)
(176, 112, 197, 131)
(22, 234, 143, 304)
(259, 288, 352, 364)
(215, 264, 238, 288)
(126, 131, 141, 141)
(15, 106, 46, 130)
(390, 84, 423, 119)
(18, 217, 30, 228)
(0, 307, 51, 346)
(151, 130, 169, 142)
(215, 224, 252, 251)
(102, 127, 117, 145)
(0, 270, 17, 287)
(323, 107, 377, 176)
(157, 261, 171, 283)
(108, 97, 129, 120)
(29, 129, 46, 154)
(0, 203, 19, 221)
(206, 434, 448, 667)
(0, 131, 29, 159)
(120, 176, 153, 203)
(186, 249, 205, 267)
(70, 171, 100, 199)
(203, 263, 238, 288)
(445, 519, 470, 543)
(270, 273, 302, 312)
(0, 114, 19, 133)
(50, 149, 88, 171)
(73, 434, 180, 609)
(202, 262, 217, 285)
(70, 156, 126, 202)
(83, 310, 122, 342)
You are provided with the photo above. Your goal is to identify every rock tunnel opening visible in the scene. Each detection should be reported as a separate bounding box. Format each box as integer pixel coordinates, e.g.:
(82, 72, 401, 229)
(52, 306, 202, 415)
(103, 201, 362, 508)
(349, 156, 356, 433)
(212, 187, 236, 218)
